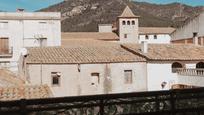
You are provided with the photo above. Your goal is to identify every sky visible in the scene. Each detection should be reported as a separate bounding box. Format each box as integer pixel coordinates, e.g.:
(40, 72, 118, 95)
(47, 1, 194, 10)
(0, 0, 64, 11)
(136, 0, 204, 6)
(0, 0, 203, 12)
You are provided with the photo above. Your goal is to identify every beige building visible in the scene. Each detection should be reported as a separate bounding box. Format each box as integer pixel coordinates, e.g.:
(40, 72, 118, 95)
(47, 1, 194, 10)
(19, 40, 147, 97)
(19, 39, 204, 97)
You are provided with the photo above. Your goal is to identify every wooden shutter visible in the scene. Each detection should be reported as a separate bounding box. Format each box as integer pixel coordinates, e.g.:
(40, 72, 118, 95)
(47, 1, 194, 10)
(0, 38, 9, 54)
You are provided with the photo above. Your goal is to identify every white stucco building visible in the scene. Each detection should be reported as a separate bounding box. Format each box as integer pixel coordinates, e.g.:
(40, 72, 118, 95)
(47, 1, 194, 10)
(19, 40, 147, 97)
(0, 11, 61, 72)
(171, 11, 204, 45)
(19, 39, 204, 97)
(122, 43, 204, 91)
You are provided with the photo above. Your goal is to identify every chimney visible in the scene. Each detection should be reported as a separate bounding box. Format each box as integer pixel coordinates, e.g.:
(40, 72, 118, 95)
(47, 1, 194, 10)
(193, 32, 198, 45)
(16, 8, 25, 12)
(141, 41, 148, 53)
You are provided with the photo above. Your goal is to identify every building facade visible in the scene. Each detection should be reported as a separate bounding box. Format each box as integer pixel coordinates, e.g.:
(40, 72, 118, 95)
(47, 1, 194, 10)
(19, 41, 147, 97)
(171, 11, 204, 45)
(19, 39, 204, 97)
(0, 12, 61, 72)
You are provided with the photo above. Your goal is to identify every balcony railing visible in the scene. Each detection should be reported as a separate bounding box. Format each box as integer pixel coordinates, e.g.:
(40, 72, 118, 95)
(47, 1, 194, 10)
(176, 68, 204, 76)
(0, 47, 13, 58)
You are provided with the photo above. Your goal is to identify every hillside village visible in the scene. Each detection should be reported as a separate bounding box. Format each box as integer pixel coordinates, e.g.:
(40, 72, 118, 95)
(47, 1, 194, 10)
(0, 1, 204, 101)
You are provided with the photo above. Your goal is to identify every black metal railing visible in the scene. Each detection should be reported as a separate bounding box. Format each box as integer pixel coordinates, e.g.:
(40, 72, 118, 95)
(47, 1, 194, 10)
(1, 88, 204, 115)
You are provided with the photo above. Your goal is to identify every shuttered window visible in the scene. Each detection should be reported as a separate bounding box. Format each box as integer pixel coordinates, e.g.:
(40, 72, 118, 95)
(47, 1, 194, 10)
(124, 70, 133, 84)
(0, 38, 9, 54)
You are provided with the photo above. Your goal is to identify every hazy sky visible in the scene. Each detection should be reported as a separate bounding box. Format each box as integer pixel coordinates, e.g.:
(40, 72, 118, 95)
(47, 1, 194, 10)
(0, 0, 63, 11)
(0, 0, 203, 12)
(136, 0, 204, 6)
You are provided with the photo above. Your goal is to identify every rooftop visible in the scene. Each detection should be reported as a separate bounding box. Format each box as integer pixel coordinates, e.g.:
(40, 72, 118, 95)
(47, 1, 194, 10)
(139, 27, 175, 35)
(0, 85, 52, 101)
(0, 69, 25, 87)
(0, 12, 61, 20)
(122, 44, 204, 61)
(25, 41, 145, 64)
(118, 6, 140, 18)
(61, 32, 119, 41)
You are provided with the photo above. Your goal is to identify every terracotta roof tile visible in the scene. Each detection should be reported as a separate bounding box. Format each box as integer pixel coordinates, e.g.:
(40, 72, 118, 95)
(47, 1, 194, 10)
(62, 32, 119, 41)
(0, 69, 25, 87)
(139, 27, 175, 35)
(118, 6, 139, 18)
(0, 85, 52, 101)
(26, 42, 145, 64)
(122, 44, 204, 61)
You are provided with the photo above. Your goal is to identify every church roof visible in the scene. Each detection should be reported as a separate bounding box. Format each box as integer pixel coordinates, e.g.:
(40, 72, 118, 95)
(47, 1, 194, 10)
(118, 6, 139, 18)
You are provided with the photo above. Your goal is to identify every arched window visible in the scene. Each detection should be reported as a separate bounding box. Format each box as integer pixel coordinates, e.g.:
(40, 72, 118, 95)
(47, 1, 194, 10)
(172, 62, 183, 73)
(132, 21, 135, 25)
(127, 21, 130, 25)
(122, 21, 126, 25)
(196, 62, 204, 68)
(196, 62, 204, 75)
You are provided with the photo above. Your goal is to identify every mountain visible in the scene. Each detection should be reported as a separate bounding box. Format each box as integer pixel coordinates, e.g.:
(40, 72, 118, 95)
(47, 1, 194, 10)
(39, 0, 204, 32)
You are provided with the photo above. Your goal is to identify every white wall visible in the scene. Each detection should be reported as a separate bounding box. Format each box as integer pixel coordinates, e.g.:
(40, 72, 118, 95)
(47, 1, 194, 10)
(177, 75, 204, 87)
(171, 12, 204, 40)
(139, 34, 171, 44)
(27, 62, 147, 97)
(147, 63, 178, 91)
(0, 12, 61, 72)
(98, 24, 112, 33)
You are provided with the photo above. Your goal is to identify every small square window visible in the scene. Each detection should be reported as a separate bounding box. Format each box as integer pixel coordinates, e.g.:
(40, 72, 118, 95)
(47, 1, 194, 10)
(145, 35, 149, 40)
(124, 34, 127, 38)
(124, 70, 132, 84)
(51, 72, 61, 86)
(154, 35, 157, 39)
(0, 22, 8, 29)
(91, 73, 100, 86)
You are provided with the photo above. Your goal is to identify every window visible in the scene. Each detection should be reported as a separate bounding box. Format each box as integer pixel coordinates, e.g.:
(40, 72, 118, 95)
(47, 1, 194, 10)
(154, 35, 157, 39)
(51, 72, 61, 86)
(124, 34, 127, 38)
(39, 22, 47, 30)
(172, 62, 183, 73)
(132, 21, 135, 25)
(122, 21, 126, 25)
(0, 22, 8, 29)
(127, 21, 130, 25)
(0, 61, 10, 68)
(193, 32, 198, 37)
(145, 35, 149, 40)
(0, 38, 9, 54)
(91, 73, 100, 86)
(124, 70, 132, 84)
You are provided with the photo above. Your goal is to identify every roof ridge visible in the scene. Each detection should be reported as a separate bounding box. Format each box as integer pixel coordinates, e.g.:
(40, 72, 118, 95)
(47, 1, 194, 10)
(118, 6, 139, 18)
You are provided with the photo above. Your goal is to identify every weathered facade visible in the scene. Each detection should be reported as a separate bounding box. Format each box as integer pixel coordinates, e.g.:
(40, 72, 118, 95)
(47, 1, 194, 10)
(19, 41, 147, 97)
(0, 12, 61, 72)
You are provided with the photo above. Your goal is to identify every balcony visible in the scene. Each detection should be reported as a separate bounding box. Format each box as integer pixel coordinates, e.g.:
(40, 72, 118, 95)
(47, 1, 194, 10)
(176, 68, 204, 76)
(0, 47, 13, 58)
(175, 68, 204, 87)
